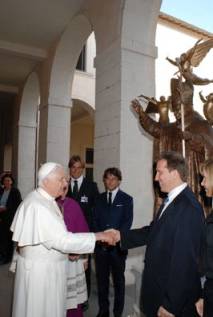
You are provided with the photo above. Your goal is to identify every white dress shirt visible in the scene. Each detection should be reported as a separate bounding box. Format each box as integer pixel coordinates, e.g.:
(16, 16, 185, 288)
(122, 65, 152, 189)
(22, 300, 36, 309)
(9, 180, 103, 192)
(159, 182, 187, 218)
(107, 187, 119, 204)
(71, 175, 84, 191)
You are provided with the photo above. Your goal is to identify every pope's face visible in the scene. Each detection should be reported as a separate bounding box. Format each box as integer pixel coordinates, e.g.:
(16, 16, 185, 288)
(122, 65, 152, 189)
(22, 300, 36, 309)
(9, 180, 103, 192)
(44, 168, 68, 198)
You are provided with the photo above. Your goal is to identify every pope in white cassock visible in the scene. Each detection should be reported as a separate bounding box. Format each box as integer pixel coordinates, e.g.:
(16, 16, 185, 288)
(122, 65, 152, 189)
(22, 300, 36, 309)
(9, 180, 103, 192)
(10, 162, 114, 317)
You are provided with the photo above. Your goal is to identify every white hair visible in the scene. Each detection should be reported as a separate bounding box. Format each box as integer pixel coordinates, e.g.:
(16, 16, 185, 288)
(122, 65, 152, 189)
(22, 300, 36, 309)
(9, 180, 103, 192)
(38, 162, 63, 186)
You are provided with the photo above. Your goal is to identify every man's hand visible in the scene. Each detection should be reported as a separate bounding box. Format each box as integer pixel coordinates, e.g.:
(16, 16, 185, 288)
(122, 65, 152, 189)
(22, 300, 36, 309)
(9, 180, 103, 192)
(105, 229, 121, 243)
(195, 298, 203, 317)
(157, 306, 175, 317)
(95, 231, 117, 245)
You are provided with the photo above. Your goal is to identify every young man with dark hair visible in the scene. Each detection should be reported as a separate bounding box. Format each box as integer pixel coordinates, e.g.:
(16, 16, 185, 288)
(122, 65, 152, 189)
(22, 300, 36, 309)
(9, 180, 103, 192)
(93, 167, 133, 317)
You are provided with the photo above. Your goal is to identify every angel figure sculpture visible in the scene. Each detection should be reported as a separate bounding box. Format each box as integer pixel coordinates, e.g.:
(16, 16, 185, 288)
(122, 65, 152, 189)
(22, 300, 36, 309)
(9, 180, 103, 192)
(138, 94, 171, 125)
(199, 91, 213, 125)
(166, 38, 213, 86)
(167, 39, 213, 157)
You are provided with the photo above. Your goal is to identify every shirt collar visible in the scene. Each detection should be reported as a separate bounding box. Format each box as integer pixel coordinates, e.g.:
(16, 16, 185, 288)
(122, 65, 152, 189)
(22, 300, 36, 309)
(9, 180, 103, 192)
(71, 175, 83, 184)
(168, 182, 187, 203)
(107, 187, 119, 202)
(37, 187, 55, 201)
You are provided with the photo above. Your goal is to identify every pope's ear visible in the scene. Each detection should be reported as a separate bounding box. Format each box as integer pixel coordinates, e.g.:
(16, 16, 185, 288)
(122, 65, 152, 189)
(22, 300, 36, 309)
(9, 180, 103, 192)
(42, 178, 49, 187)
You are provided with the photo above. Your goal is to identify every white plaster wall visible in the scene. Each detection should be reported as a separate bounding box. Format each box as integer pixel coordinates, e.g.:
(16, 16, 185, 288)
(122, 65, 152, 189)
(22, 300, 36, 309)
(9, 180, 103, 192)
(85, 32, 96, 74)
(70, 119, 94, 159)
(3, 144, 12, 171)
(46, 104, 71, 167)
(72, 71, 95, 109)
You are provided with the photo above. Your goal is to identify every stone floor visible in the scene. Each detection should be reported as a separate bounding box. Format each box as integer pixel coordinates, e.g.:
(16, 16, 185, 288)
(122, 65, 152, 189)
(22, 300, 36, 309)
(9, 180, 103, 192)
(0, 263, 14, 317)
(0, 262, 138, 317)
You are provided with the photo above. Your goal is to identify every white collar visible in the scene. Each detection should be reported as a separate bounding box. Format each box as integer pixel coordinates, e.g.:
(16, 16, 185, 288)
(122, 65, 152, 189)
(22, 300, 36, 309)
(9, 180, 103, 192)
(107, 187, 119, 202)
(37, 187, 55, 201)
(168, 183, 187, 203)
(71, 175, 84, 184)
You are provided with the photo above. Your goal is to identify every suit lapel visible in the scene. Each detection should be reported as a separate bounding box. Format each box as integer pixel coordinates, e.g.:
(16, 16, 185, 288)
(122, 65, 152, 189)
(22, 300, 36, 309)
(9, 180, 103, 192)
(112, 189, 121, 206)
(77, 178, 86, 198)
(157, 187, 188, 223)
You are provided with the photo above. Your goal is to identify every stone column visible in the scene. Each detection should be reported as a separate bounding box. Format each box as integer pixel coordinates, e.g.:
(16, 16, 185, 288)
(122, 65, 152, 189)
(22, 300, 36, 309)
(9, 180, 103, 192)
(94, 38, 157, 315)
(39, 103, 71, 168)
(18, 122, 37, 197)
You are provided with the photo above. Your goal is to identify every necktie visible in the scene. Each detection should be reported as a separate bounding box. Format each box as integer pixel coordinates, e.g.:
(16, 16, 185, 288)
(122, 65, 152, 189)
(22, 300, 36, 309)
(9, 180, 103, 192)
(156, 196, 169, 220)
(108, 192, 112, 206)
(73, 180, 78, 199)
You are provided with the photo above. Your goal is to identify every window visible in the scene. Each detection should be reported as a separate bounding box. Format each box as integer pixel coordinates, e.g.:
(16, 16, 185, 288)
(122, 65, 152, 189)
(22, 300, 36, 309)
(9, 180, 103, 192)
(85, 148, 94, 181)
(76, 45, 86, 71)
(85, 148, 94, 164)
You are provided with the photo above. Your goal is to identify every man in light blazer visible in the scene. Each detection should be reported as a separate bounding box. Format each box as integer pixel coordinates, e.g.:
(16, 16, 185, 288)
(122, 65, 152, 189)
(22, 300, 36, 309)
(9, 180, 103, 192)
(113, 151, 205, 317)
(93, 167, 133, 317)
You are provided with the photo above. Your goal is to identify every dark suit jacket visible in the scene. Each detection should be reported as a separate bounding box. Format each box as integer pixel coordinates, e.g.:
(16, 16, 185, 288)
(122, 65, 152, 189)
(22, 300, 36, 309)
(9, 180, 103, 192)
(120, 186, 205, 317)
(0, 187, 22, 227)
(94, 189, 133, 255)
(93, 189, 133, 232)
(67, 177, 99, 230)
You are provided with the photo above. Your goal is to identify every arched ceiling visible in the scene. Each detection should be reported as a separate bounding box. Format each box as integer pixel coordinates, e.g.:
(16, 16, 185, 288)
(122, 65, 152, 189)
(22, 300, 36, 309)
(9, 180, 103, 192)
(0, 0, 85, 93)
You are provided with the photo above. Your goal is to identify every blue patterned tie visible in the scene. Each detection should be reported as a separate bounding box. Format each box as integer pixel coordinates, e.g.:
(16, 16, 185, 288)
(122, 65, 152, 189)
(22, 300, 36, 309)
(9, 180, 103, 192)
(156, 196, 169, 220)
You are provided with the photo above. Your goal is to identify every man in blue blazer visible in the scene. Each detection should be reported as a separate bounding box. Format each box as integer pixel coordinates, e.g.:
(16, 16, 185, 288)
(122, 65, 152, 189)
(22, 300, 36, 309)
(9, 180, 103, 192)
(93, 167, 133, 317)
(113, 151, 205, 317)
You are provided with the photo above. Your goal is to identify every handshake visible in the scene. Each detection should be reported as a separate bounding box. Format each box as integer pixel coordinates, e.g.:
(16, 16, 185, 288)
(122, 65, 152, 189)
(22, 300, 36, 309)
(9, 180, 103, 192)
(95, 229, 121, 246)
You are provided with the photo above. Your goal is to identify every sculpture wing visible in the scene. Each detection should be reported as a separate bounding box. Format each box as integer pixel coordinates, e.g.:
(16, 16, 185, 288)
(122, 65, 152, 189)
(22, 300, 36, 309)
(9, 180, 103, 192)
(188, 38, 213, 67)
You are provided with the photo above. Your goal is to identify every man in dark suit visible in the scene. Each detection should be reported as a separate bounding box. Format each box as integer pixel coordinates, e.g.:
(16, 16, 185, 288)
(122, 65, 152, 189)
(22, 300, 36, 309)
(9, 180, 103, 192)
(93, 167, 133, 317)
(113, 151, 205, 317)
(67, 155, 99, 306)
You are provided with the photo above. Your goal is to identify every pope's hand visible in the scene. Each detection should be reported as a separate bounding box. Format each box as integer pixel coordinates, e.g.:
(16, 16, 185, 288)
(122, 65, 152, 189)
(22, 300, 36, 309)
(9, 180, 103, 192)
(95, 231, 117, 245)
(105, 229, 121, 243)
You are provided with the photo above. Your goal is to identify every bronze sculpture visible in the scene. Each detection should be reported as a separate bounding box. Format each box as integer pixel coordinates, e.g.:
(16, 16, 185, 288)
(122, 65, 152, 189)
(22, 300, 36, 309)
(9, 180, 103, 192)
(199, 91, 213, 125)
(132, 39, 213, 212)
(139, 94, 171, 125)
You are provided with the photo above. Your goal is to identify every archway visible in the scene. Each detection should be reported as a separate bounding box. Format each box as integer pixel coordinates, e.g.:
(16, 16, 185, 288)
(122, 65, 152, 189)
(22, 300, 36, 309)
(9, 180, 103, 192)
(38, 14, 93, 167)
(70, 99, 95, 179)
(18, 72, 40, 197)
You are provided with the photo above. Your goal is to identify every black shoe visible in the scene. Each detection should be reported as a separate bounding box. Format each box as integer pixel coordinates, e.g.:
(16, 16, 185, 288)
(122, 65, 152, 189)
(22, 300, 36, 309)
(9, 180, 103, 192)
(96, 311, 109, 317)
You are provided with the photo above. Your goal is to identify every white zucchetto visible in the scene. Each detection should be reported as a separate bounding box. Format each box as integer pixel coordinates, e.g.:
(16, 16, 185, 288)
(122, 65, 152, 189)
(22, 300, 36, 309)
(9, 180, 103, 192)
(38, 162, 62, 185)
